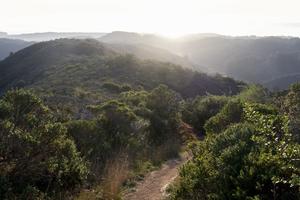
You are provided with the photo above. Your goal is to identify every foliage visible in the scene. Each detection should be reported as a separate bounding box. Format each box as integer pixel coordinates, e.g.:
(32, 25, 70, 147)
(67, 85, 184, 198)
(2, 38, 300, 200)
(0, 39, 244, 116)
(204, 99, 244, 134)
(92, 100, 139, 151)
(102, 81, 132, 93)
(145, 85, 181, 145)
(171, 102, 300, 200)
(238, 85, 269, 104)
(282, 83, 300, 142)
(182, 85, 269, 136)
(0, 89, 87, 199)
(68, 100, 144, 179)
(182, 95, 229, 134)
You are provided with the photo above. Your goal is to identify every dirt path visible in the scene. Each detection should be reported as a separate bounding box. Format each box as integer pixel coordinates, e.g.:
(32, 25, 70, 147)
(123, 155, 187, 200)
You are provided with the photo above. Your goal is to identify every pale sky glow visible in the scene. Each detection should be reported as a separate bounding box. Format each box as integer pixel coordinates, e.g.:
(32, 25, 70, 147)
(2, 0, 300, 37)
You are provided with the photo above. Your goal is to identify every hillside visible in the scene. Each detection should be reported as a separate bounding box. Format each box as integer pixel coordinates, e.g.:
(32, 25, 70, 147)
(0, 39, 244, 116)
(99, 31, 222, 53)
(99, 31, 173, 48)
(0, 38, 32, 60)
(99, 32, 300, 89)
(106, 43, 195, 68)
(5, 31, 300, 90)
(178, 37, 300, 83)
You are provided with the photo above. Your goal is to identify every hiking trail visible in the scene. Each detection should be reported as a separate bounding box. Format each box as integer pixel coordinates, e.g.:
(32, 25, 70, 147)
(123, 155, 187, 200)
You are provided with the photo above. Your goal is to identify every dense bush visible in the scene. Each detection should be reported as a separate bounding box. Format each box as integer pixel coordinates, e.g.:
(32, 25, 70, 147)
(182, 95, 228, 134)
(238, 85, 270, 104)
(0, 89, 87, 199)
(102, 81, 132, 93)
(282, 83, 300, 142)
(145, 85, 181, 145)
(204, 99, 244, 134)
(171, 102, 300, 200)
(64, 85, 184, 197)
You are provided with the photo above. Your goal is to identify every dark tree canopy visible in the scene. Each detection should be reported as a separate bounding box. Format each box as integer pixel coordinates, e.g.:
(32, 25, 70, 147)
(0, 89, 87, 199)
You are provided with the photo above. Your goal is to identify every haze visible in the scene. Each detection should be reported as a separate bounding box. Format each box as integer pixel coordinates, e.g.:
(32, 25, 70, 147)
(2, 0, 300, 37)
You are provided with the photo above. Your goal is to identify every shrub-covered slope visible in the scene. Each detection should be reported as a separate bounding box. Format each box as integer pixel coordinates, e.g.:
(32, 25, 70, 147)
(0, 39, 244, 115)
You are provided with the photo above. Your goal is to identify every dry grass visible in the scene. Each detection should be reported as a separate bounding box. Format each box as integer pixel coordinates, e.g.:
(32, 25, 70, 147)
(75, 153, 129, 200)
(150, 137, 182, 165)
(102, 153, 129, 200)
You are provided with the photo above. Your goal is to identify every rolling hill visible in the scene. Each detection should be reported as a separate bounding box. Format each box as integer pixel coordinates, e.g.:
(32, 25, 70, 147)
(5, 31, 300, 90)
(106, 43, 195, 68)
(99, 32, 300, 89)
(178, 36, 300, 85)
(0, 39, 244, 116)
(0, 38, 33, 60)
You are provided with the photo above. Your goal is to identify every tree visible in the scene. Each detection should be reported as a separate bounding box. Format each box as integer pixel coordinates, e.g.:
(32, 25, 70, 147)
(90, 100, 139, 150)
(171, 102, 300, 200)
(145, 85, 181, 145)
(182, 95, 228, 134)
(0, 89, 87, 199)
(283, 83, 300, 142)
(204, 99, 244, 134)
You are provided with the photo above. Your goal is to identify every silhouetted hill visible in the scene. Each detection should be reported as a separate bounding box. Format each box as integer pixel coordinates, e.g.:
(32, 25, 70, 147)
(0, 39, 114, 92)
(99, 31, 177, 52)
(107, 43, 194, 68)
(178, 37, 300, 83)
(99, 32, 300, 89)
(0, 38, 32, 60)
(6, 32, 107, 42)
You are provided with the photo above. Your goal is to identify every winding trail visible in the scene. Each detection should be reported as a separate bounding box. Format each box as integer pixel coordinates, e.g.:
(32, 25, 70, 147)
(123, 155, 187, 200)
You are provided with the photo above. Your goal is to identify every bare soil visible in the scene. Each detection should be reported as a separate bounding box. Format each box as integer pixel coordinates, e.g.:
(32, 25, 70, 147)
(123, 155, 187, 200)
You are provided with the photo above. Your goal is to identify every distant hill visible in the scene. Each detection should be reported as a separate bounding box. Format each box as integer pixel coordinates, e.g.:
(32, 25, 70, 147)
(5, 31, 300, 90)
(99, 31, 178, 53)
(99, 31, 168, 44)
(99, 32, 226, 56)
(100, 32, 300, 89)
(99, 31, 209, 70)
(6, 32, 107, 42)
(177, 36, 300, 84)
(106, 43, 195, 68)
(0, 39, 114, 92)
(0, 39, 244, 115)
(264, 73, 300, 90)
(0, 38, 33, 60)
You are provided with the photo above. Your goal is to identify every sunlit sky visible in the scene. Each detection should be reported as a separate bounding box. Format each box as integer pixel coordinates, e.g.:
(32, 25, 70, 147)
(2, 0, 300, 37)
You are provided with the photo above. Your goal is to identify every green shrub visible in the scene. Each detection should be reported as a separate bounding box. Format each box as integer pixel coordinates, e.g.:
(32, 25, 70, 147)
(204, 99, 244, 134)
(171, 102, 300, 200)
(182, 95, 228, 134)
(102, 81, 122, 93)
(146, 85, 181, 146)
(0, 89, 88, 199)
